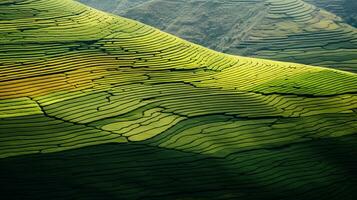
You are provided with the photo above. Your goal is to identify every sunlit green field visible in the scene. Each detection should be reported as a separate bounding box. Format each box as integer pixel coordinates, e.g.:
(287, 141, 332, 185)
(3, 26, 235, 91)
(80, 0, 357, 72)
(0, 0, 356, 199)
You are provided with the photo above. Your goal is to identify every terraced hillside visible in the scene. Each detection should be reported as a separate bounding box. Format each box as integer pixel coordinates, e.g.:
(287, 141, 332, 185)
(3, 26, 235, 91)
(79, 0, 357, 72)
(1, 0, 357, 199)
(304, 0, 357, 27)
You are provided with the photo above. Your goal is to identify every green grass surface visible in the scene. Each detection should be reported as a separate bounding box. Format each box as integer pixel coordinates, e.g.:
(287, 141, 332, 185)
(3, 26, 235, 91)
(1, 134, 357, 199)
(0, 0, 357, 199)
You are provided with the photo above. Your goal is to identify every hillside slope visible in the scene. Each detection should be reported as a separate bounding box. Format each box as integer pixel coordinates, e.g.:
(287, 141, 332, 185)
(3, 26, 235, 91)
(79, 0, 357, 72)
(304, 0, 357, 27)
(0, 0, 357, 199)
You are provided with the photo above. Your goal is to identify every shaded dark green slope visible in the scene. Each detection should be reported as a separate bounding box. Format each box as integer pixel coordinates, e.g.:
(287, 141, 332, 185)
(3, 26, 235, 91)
(1, 134, 357, 200)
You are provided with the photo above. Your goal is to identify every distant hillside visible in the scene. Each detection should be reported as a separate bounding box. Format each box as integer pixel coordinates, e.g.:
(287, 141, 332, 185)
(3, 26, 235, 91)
(79, 0, 357, 72)
(304, 0, 357, 27)
(1, 0, 357, 199)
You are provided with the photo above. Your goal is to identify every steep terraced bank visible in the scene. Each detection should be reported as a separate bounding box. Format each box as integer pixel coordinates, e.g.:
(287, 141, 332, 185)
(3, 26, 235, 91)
(232, 0, 357, 72)
(0, 0, 357, 199)
(304, 0, 357, 27)
(79, 0, 357, 72)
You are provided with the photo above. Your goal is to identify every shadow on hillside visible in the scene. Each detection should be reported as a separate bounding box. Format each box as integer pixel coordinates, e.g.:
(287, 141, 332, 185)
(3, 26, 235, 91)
(0, 134, 357, 200)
